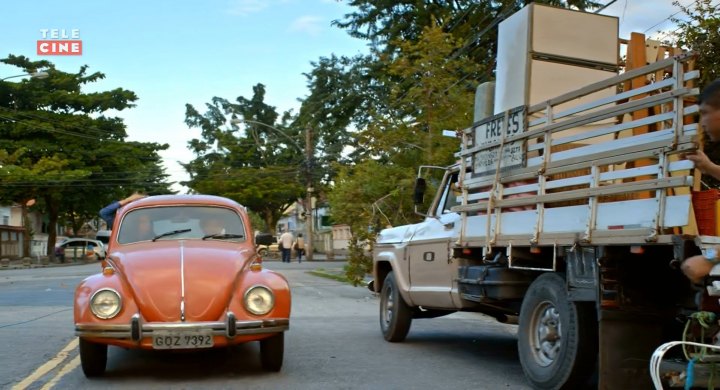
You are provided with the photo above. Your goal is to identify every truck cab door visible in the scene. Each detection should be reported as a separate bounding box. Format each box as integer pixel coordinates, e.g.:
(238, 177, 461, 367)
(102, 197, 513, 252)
(406, 171, 461, 309)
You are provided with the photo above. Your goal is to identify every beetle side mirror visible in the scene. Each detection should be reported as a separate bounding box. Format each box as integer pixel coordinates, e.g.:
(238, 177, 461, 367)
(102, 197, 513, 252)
(413, 178, 426, 205)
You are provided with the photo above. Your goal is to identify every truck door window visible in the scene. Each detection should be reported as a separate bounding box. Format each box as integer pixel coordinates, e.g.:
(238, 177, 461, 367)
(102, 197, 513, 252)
(436, 172, 460, 215)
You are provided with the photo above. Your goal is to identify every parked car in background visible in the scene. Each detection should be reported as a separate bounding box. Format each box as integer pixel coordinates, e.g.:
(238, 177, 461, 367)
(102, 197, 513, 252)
(54, 238, 106, 262)
(95, 230, 110, 245)
(74, 195, 290, 377)
(257, 235, 280, 258)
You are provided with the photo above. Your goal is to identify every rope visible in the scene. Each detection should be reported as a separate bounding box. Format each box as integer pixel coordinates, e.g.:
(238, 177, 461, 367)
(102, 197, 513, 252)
(680, 312, 718, 389)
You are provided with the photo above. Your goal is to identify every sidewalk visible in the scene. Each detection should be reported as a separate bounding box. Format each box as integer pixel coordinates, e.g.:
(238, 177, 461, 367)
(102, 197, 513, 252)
(0, 256, 90, 270)
(0, 252, 348, 271)
(262, 252, 347, 262)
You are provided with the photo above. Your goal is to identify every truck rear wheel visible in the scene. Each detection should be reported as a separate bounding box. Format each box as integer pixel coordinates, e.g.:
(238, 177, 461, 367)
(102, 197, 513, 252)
(518, 273, 597, 389)
(380, 271, 413, 342)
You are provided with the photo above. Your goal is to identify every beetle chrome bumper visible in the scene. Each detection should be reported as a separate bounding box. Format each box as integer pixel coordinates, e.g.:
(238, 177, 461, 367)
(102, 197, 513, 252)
(76, 312, 289, 341)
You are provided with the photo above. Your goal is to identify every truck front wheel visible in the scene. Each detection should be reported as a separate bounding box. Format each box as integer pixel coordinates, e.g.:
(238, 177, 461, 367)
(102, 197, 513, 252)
(380, 271, 413, 342)
(518, 273, 597, 389)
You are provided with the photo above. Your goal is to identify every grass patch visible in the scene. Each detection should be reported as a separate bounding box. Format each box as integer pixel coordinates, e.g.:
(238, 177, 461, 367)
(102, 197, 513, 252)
(307, 268, 350, 283)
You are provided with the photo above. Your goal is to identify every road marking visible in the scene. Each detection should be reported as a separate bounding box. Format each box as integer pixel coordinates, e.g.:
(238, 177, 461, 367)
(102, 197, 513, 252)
(12, 338, 78, 390)
(40, 355, 80, 390)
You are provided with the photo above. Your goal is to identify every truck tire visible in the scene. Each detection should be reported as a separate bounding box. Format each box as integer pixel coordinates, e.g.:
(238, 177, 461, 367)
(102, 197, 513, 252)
(380, 271, 413, 342)
(518, 273, 597, 389)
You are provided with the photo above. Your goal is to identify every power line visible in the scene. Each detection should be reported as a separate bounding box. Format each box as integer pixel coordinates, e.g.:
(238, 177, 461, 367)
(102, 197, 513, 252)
(642, 0, 700, 33)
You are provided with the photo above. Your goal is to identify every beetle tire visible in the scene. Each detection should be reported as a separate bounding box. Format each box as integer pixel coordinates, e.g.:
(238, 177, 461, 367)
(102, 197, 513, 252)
(380, 271, 413, 342)
(79, 338, 107, 377)
(260, 333, 284, 372)
(517, 273, 597, 389)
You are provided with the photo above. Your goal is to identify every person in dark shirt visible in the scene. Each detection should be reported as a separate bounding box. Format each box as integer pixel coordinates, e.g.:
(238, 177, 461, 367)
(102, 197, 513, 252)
(683, 79, 720, 283)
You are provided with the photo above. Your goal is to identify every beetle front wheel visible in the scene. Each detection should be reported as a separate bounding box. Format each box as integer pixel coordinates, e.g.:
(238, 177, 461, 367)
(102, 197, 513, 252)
(79, 338, 107, 377)
(260, 333, 284, 372)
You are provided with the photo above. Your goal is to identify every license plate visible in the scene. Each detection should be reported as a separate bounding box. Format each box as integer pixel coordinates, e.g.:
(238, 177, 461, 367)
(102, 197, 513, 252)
(152, 330, 214, 350)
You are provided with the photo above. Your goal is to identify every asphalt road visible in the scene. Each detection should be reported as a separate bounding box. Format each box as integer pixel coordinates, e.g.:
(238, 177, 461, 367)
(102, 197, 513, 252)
(0, 260, 530, 389)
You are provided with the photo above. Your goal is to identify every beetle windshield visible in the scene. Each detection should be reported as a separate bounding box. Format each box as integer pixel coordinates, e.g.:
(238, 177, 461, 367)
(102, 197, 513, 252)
(117, 206, 246, 244)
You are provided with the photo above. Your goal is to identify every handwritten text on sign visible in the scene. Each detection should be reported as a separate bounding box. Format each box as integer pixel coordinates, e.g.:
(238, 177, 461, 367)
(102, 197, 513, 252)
(472, 106, 526, 176)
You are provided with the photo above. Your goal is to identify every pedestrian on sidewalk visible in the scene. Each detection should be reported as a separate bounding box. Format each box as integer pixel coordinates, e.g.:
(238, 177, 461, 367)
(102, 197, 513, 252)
(294, 233, 305, 263)
(279, 231, 294, 263)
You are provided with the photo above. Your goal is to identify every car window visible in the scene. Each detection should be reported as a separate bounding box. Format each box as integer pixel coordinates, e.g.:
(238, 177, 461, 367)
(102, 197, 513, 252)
(117, 206, 246, 244)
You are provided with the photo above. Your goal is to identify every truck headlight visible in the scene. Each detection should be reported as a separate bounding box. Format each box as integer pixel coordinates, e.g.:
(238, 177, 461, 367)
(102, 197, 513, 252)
(244, 285, 274, 315)
(90, 288, 122, 319)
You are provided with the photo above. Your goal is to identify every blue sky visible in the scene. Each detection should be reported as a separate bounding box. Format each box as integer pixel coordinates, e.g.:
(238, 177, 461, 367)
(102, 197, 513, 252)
(0, 0, 682, 192)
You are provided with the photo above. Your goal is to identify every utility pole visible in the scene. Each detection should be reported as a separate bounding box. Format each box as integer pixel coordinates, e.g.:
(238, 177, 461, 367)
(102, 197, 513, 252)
(305, 125, 314, 261)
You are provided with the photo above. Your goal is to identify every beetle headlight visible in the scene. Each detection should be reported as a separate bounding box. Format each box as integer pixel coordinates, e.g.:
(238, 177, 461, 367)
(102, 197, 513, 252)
(244, 285, 274, 315)
(90, 288, 122, 319)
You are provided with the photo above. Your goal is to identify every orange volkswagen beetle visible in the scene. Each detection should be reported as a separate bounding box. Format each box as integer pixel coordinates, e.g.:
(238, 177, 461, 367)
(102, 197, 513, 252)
(74, 195, 290, 377)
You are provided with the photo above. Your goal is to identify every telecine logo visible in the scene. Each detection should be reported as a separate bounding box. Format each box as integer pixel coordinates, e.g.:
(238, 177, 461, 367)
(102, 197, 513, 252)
(37, 29, 82, 56)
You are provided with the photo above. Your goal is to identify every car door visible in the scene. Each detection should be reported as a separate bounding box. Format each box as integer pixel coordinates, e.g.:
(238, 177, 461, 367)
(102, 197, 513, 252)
(406, 171, 462, 309)
(64, 240, 88, 261)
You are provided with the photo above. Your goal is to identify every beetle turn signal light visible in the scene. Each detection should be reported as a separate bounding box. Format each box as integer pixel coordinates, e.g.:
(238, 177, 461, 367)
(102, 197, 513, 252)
(102, 266, 115, 276)
(249, 259, 263, 272)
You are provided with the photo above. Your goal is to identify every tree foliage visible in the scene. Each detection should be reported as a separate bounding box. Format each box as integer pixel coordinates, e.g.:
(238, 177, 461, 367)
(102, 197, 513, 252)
(0, 55, 171, 257)
(183, 84, 305, 234)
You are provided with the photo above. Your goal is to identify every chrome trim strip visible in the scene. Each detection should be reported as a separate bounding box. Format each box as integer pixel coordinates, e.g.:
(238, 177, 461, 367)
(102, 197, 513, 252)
(76, 319, 289, 339)
(180, 241, 186, 322)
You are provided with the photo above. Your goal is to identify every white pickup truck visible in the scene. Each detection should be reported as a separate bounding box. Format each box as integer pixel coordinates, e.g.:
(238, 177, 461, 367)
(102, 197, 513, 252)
(369, 51, 718, 389)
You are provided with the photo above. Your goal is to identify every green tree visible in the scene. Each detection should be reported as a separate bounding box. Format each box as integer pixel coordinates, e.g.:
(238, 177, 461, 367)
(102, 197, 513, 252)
(360, 24, 476, 166)
(0, 55, 171, 257)
(295, 54, 370, 182)
(671, 0, 720, 86)
(335, 0, 601, 78)
(183, 84, 305, 234)
(326, 25, 472, 283)
(328, 160, 418, 285)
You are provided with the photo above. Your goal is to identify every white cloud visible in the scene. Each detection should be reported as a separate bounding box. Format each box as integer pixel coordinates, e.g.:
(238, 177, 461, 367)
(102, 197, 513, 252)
(289, 15, 324, 36)
(227, 0, 268, 16)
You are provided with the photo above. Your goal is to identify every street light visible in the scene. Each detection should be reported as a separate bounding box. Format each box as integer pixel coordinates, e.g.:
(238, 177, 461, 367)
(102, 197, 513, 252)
(1, 71, 49, 81)
(230, 118, 303, 152)
(230, 118, 316, 261)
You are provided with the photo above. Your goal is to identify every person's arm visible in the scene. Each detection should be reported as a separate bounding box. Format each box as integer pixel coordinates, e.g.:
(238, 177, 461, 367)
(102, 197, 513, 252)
(682, 245, 720, 284)
(686, 149, 720, 181)
(99, 202, 121, 226)
(99, 193, 146, 227)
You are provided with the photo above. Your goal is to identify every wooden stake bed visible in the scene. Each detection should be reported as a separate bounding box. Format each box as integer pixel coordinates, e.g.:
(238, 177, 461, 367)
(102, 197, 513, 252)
(453, 54, 702, 248)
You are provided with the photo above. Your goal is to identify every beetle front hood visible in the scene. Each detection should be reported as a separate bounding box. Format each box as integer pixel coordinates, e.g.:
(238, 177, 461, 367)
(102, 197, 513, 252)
(114, 241, 248, 322)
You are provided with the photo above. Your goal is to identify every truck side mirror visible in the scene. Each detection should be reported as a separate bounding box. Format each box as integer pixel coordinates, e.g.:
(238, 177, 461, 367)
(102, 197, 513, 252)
(413, 178, 426, 205)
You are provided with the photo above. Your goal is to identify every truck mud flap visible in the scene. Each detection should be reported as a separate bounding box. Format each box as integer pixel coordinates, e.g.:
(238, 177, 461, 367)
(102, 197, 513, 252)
(566, 246, 598, 302)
